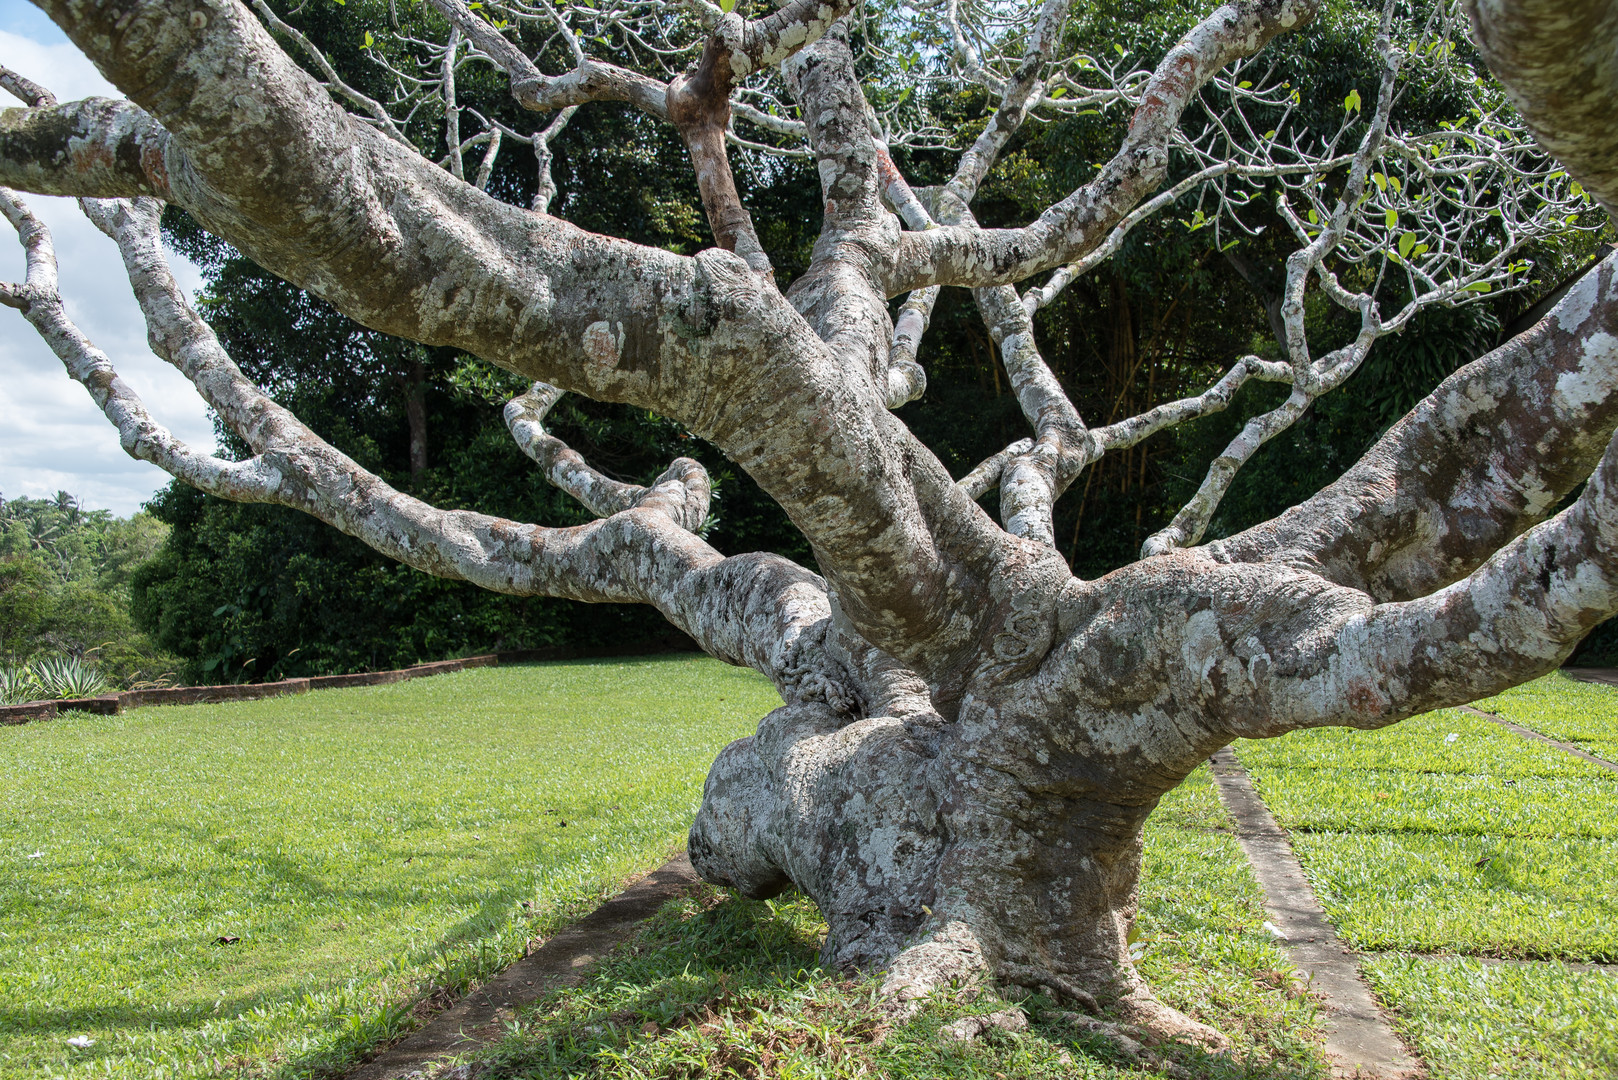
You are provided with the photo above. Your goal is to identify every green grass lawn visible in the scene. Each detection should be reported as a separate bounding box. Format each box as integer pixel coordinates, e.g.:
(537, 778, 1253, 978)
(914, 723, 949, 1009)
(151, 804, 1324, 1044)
(1361, 955, 1618, 1080)
(1477, 672, 1618, 764)
(0, 655, 781, 1080)
(10, 654, 1615, 1079)
(1237, 692, 1618, 1078)
(463, 764, 1335, 1079)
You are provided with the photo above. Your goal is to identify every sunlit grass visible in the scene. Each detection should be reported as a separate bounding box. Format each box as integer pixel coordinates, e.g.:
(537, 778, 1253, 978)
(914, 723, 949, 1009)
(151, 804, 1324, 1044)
(11, 655, 1616, 1078)
(1245, 769, 1618, 838)
(1361, 954, 1618, 1080)
(468, 765, 1332, 1080)
(1237, 709, 1618, 959)
(1288, 831, 1618, 960)
(0, 655, 781, 1080)
(1477, 672, 1618, 764)
(1237, 687, 1618, 1077)
(1236, 709, 1611, 778)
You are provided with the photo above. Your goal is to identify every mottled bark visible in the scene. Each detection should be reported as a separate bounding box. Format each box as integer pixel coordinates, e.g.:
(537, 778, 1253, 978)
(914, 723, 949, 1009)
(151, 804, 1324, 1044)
(1466, 0, 1618, 214)
(1209, 255, 1618, 602)
(7, 0, 1618, 1047)
(0, 97, 172, 198)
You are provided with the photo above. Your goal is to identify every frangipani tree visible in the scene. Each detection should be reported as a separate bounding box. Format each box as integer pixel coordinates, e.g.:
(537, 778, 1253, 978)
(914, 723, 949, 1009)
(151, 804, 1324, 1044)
(3, 0, 1616, 1050)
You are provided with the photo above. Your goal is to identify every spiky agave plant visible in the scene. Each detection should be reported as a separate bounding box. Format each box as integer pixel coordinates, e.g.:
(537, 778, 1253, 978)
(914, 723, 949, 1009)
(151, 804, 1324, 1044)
(29, 655, 113, 700)
(0, 663, 42, 706)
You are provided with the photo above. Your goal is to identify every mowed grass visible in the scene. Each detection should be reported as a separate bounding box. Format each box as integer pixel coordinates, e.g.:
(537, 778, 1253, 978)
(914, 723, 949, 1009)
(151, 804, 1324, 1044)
(1476, 671, 1618, 764)
(0, 655, 781, 1080)
(1237, 695, 1618, 1078)
(464, 764, 1335, 1080)
(1237, 709, 1618, 959)
(1361, 955, 1618, 1080)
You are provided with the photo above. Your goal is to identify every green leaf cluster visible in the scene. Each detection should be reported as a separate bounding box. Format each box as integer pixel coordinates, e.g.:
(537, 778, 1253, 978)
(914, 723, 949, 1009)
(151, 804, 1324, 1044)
(0, 493, 177, 684)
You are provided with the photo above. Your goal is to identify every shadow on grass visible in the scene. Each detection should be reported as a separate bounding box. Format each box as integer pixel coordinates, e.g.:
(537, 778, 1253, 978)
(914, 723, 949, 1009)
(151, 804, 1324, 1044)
(471, 891, 1334, 1080)
(0, 822, 546, 1046)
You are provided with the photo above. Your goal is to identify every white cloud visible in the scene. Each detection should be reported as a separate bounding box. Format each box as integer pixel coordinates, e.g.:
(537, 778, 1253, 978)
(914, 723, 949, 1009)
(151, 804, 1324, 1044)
(0, 26, 216, 518)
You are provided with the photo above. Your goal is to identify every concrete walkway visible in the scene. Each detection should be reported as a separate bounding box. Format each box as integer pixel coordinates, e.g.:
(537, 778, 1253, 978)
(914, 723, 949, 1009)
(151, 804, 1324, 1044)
(1210, 749, 1423, 1080)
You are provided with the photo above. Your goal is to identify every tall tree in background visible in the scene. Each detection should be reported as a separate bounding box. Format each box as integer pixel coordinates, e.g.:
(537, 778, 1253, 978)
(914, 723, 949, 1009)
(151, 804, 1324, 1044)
(0, 492, 174, 679)
(4, 0, 1617, 1046)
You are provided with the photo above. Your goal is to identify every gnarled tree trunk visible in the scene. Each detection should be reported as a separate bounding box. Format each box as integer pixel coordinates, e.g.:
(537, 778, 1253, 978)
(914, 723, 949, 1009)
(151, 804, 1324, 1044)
(3, 0, 1618, 1046)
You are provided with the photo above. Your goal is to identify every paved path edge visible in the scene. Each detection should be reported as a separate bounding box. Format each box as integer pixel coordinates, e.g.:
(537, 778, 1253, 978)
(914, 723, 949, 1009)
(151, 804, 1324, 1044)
(1209, 749, 1424, 1080)
(1459, 703, 1618, 773)
(343, 853, 702, 1080)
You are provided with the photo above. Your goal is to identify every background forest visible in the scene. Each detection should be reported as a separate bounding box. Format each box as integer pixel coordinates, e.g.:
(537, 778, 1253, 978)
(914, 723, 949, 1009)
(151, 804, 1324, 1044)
(5, 0, 1615, 687)
(0, 493, 177, 694)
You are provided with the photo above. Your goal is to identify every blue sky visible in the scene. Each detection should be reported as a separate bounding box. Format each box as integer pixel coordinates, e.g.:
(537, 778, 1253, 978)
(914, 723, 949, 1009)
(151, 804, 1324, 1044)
(0, 0, 58, 40)
(1, 0, 216, 516)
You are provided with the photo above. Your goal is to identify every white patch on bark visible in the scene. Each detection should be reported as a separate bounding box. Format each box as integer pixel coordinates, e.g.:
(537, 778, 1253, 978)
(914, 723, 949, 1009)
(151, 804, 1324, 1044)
(1561, 332, 1618, 412)
(582, 320, 624, 368)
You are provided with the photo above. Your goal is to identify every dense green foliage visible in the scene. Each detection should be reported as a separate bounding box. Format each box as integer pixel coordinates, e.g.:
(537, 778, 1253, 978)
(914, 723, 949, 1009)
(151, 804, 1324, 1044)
(0, 493, 176, 685)
(0, 655, 781, 1080)
(126, 0, 1614, 679)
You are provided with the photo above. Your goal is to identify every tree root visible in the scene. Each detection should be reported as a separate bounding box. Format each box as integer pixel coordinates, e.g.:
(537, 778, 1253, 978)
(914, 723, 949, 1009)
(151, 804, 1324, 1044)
(938, 1007, 1029, 1042)
(1111, 988, 1232, 1053)
(997, 961, 1101, 1015)
(925, 1001, 1203, 1079)
(1048, 1010, 1195, 1079)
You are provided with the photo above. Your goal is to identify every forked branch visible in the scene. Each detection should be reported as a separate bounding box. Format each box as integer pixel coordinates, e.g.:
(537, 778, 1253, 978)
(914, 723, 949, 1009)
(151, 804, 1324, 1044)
(505, 382, 712, 532)
(0, 188, 837, 699)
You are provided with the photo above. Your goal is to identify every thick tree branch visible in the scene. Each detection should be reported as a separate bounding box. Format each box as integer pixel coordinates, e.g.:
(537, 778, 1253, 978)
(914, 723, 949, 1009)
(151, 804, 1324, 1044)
(667, 29, 773, 277)
(3, 188, 846, 703)
(0, 98, 173, 199)
(781, 26, 896, 383)
(8, 0, 1011, 675)
(1466, 0, 1618, 215)
(15, 1, 760, 426)
(1266, 422, 1618, 733)
(1206, 253, 1618, 603)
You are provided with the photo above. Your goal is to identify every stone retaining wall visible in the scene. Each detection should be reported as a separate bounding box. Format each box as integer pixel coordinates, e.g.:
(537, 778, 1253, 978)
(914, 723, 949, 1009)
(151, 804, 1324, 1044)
(0, 636, 694, 726)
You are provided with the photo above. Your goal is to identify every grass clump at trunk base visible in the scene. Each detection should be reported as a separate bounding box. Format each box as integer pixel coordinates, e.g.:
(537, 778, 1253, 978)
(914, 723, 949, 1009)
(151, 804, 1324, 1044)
(466, 768, 1332, 1080)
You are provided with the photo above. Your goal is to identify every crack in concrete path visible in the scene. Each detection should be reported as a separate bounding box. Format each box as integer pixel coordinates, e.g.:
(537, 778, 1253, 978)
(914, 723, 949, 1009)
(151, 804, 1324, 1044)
(343, 854, 701, 1080)
(1458, 704, 1618, 773)
(1209, 749, 1423, 1080)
